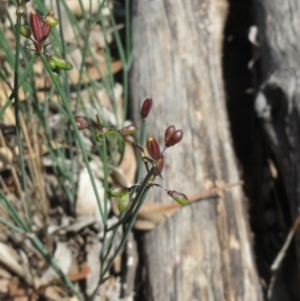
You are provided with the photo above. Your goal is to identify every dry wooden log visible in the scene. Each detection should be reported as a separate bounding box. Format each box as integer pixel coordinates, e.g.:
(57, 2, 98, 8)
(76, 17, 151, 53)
(254, 0, 300, 300)
(130, 0, 263, 300)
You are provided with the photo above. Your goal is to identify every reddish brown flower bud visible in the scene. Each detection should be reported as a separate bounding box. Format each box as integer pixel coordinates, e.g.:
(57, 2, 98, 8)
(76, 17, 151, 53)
(146, 137, 161, 161)
(164, 125, 176, 143)
(33, 40, 43, 54)
(74, 116, 89, 130)
(42, 26, 51, 41)
(168, 190, 188, 205)
(140, 98, 153, 119)
(29, 11, 43, 42)
(153, 156, 165, 177)
(165, 129, 183, 147)
(119, 125, 138, 136)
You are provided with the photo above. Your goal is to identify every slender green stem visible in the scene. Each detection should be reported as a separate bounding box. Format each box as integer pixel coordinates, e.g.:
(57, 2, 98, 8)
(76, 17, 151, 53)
(0, 191, 30, 231)
(99, 229, 107, 294)
(0, 56, 36, 118)
(55, 0, 70, 101)
(125, 0, 131, 60)
(123, 70, 129, 122)
(14, 15, 32, 229)
(0, 68, 13, 90)
(29, 235, 83, 301)
(98, 137, 110, 292)
(90, 183, 151, 301)
(124, 0, 130, 119)
(0, 217, 25, 233)
(55, 0, 75, 205)
(137, 119, 147, 182)
(40, 54, 105, 222)
(102, 138, 109, 223)
(107, 166, 155, 232)
(78, 0, 88, 26)
(99, 11, 119, 126)
(102, 214, 123, 261)
(102, 186, 150, 277)
(75, 30, 90, 111)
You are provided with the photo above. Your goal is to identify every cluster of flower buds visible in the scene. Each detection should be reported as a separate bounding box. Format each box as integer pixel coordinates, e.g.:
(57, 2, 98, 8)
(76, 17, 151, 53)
(75, 99, 188, 210)
(118, 125, 139, 143)
(74, 115, 138, 144)
(17, 1, 73, 72)
(109, 98, 188, 210)
(133, 129, 183, 182)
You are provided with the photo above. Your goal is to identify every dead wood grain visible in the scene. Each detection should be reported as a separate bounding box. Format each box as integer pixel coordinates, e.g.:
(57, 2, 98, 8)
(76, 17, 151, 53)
(130, 0, 263, 300)
(254, 0, 300, 299)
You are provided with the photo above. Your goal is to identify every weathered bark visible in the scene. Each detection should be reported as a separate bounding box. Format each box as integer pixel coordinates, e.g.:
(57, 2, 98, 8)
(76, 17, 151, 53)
(130, 1, 262, 300)
(254, 0, 300, 299)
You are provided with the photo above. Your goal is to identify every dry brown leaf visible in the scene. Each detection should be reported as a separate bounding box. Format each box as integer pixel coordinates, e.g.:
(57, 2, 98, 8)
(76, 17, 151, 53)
(7, 277, 32, 301)
(0, 146, 13, 172)
(0, 80, 26, 126)
(44, 286, 66, 301)
(0, 242, 34, 287)
(0, 278, 9, 294)
(76, 168, 108, 219)
(86, 242, 102, 296)
(66, 49, 83, 70)
(0, 266, 12, 279)
(132, 182, 243, 230)
(41, 242, 72, 284)
(134, 202, 179, 230)
(118, 143, 137, 186)
(68, 262, 91, 282)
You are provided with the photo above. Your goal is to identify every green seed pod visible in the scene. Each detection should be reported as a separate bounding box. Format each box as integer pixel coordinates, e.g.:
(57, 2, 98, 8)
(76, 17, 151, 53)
(41, 16, 59, 27)
(51, 56, 73, 70)
(118, 192, 130, 212)
(46, 56, 56, 70)
(20, 25, 31, 38)
(108, 187, 129, 197)
(168, 190, 188, 205)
